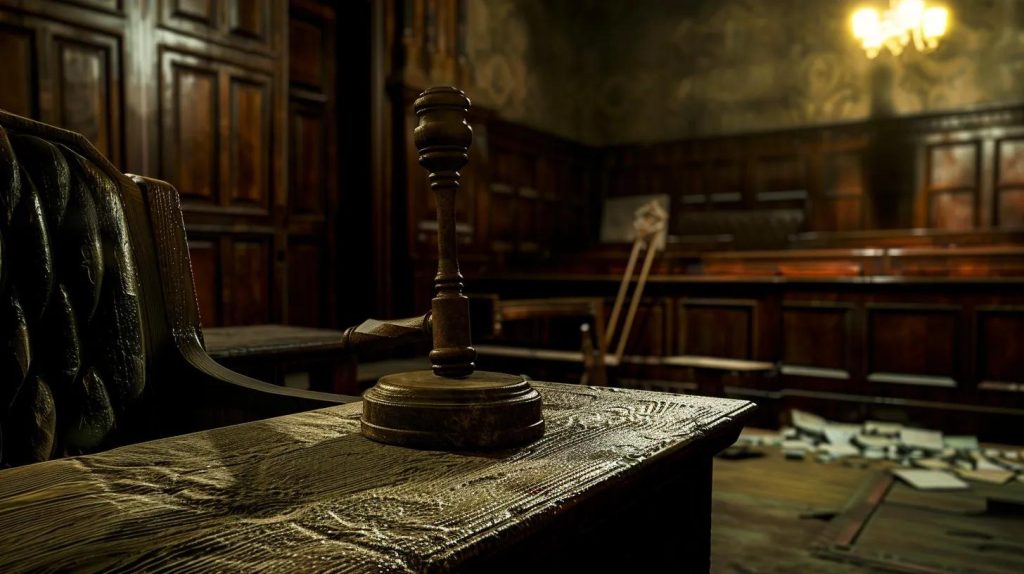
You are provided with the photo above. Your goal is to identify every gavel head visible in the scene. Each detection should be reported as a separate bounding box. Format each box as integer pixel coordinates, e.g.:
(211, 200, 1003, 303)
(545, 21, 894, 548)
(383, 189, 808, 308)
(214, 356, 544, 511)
(413, 87, 473, 177)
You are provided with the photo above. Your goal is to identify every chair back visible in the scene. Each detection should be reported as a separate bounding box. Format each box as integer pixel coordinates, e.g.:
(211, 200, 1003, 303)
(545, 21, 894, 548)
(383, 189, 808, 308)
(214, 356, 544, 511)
(0, 114, 156, 465)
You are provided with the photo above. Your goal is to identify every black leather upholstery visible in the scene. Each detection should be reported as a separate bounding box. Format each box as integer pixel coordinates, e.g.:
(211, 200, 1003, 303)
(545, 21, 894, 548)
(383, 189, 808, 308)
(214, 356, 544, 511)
(0, 125, 144, 466)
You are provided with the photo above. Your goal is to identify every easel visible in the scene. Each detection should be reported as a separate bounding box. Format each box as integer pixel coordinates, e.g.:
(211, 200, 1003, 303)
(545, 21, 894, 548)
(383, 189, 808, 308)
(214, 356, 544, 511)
(582, 200, 667, 385)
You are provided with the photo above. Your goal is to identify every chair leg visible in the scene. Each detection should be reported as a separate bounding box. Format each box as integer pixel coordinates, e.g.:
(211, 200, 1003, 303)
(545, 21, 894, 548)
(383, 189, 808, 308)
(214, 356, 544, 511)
(580, 323, 607, 387)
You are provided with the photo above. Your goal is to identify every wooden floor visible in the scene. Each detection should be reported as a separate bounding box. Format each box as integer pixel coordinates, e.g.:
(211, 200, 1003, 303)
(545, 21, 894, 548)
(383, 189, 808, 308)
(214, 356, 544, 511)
(710, 435, 1024, 573)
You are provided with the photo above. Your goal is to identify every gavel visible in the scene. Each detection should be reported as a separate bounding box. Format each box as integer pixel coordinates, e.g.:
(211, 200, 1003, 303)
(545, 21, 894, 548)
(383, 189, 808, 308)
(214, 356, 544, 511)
(360, 87, 545, 450)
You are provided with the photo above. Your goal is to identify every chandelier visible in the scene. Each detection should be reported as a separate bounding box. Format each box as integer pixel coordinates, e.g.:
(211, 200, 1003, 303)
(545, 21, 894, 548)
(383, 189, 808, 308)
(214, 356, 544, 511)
(851, 0, 950, 58)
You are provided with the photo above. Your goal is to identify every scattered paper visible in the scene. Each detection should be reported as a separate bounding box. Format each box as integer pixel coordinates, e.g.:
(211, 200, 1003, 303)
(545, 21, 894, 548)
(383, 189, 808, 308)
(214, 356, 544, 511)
(856, 434, 896, 450)
(865, 420, 902, 436)
(971, 453, 1005, 471)
(782, 439, 815, 451)
(892, 469, 969, 490)
(915, 458, 953, 471)
(863, 448, 886, 460)
(819, 443, 860, 458)
(824, 423, 861, 446)
(957, 469, 1015, 485)
(900, 428, 944, 452)
(996, 458, 1024, 472)
(792, 410, 827, 436)
(943, 435, 979, 450)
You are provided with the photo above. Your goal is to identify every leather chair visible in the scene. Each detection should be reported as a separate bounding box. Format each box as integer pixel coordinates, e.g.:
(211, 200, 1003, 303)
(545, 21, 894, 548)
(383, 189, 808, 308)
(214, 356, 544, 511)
(0, 110, 426, 467)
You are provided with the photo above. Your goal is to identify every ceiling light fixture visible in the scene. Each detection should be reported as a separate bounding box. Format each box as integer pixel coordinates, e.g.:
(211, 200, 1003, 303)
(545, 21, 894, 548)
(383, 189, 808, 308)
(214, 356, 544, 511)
(851, 0, 950, 59)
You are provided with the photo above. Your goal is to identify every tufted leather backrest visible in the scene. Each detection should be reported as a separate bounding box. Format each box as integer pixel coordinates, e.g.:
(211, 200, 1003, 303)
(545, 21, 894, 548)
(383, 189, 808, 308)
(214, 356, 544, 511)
(0, 122, 146, 466)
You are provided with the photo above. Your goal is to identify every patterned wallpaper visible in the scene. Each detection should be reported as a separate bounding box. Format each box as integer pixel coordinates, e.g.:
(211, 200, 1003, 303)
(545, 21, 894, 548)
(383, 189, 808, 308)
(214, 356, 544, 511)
(462, 0, 1024, 145)
(462, 0, 589, 142)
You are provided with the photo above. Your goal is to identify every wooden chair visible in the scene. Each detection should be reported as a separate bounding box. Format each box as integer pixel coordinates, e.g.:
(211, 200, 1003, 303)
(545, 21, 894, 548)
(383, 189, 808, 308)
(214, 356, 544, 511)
(474, 201, 668, 385)
(0, 110, 427, 467)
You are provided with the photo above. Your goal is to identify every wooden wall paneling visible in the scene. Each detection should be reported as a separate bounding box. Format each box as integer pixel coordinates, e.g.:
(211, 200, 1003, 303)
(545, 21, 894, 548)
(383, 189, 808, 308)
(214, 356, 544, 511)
(160, 0, 276, 54)
(288, 7, 325, 91)
(223, 236, 273, 326)
(707, 159, 743, 207)
(188, 238, 221, 326)
(996, 136, 1024, 227)
(225, 71, 272, 212)
(930, 191, 976, 231)
(289, 99, 327, 216)
(228, 0, 270, 43)
(0, 8, 125, 166)
(753, 154, 807, 208)
(52, 31, 122, 166)
(535, 156, 559, 249)
(610, 298, 669, 357)
(677, 298, 757, 360)
(167, 0, 217, 27)
(563, 159, 591, 249)
(975, 306, 1024, 392)
(488, 148, 520, 252)
(822, 151, 867, 231)
(0, 22, 37, 117)
(55, 0, 123, 14)
(675, 161, 706, 213)
(159, 49, 278, 212)
(865, 303, 961, 388)
(0, 0, 308, 329)
(924, 141, 980, 229)
(780, 302, 854, 383)
(286, 239, 324, 327)
(288, 0, 336, 327)
(517, 184, 540, 253)
(160, 50, 220, 205)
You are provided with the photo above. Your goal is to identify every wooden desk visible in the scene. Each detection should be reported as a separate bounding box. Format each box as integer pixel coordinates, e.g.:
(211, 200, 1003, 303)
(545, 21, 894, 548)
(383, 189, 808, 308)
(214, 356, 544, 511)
(0, 382, 753, 573)
(204, 325, 358, 394)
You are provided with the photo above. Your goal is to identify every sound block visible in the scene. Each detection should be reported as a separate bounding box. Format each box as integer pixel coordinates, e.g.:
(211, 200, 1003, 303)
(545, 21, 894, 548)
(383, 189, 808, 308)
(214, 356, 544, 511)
(361, 370, 544, 450)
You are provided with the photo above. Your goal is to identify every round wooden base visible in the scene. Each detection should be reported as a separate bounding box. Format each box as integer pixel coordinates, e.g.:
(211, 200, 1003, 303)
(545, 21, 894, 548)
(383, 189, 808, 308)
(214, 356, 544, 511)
(360, 370, 545, 450)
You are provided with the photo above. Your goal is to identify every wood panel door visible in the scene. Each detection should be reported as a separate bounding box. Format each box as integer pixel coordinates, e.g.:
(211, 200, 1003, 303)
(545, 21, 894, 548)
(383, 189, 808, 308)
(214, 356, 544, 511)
(0, 6, 124, 167)
(0, 0, 342, 329)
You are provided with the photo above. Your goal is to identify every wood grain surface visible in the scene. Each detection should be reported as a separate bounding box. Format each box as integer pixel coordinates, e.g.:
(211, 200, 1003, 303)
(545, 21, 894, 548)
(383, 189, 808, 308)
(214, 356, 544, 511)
(0, 382, 752, 573)
(203, 324, 348, 358)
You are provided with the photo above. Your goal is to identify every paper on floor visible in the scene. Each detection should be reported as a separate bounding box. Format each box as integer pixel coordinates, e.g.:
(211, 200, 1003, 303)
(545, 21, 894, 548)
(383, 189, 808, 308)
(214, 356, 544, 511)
(864, 420, 902, 436)
(915, 458, 953, 471)
(819, 443, 860, 458)
(791, 410, 827, 436)
(892, 469, 970, 490)
(900, 427, 944, 451)
(855, 433, 896, 449)
(970, 453, 1006, 471)
(943, 435, 979, 450)
(824, 423, 861, 446)
(957, 469, 1015, 485)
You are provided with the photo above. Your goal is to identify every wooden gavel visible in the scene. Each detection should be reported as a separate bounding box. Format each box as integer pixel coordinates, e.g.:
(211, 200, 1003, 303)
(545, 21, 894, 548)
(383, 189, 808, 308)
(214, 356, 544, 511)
(360, 87, 544, 451)
(414, 87, 477, 378)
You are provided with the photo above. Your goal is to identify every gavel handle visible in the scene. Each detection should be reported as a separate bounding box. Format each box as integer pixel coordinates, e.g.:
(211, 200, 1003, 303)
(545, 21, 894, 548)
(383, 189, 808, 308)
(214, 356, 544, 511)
(341, 312, 432, 356)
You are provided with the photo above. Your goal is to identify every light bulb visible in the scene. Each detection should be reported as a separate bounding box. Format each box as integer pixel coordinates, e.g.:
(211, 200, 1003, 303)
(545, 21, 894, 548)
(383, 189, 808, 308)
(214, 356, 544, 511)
(922, 6, 949, 39)
(852, 8, 881, 40)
